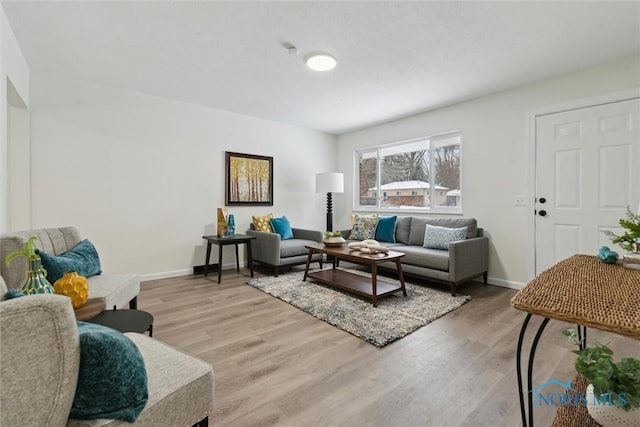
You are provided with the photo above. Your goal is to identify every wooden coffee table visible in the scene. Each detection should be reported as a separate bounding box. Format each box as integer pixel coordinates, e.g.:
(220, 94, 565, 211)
(303, 242, 407, 307)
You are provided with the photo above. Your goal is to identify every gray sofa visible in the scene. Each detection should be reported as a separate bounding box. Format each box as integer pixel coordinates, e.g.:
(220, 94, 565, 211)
(1, 227, 140, 310)
(341, 216, 489, 295)
(0, 276, 214, 426)
(247, 225, 324, 276)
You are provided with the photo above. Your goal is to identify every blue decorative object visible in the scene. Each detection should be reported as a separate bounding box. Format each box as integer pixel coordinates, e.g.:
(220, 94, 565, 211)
(375, 216, 397, 243)
(71, 322, 148, 422)
(597, 246, 619, 264)
(37, 239, 102, 284)
(270, 216, 294, 240)
(227, 214, 235, 237)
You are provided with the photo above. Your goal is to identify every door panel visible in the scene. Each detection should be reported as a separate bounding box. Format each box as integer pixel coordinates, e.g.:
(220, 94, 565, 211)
(535, 98, 639, 274)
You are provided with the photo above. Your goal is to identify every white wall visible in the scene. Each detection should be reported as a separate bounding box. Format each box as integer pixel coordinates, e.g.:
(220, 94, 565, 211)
(7, 94, 30, 231)
(0, 7, 29, 234)
(29, 72, 336, 279)
(337, 55, 640, 289)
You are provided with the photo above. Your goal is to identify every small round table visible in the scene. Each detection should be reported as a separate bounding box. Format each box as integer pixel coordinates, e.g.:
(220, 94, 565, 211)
(86, 309, 154, 336)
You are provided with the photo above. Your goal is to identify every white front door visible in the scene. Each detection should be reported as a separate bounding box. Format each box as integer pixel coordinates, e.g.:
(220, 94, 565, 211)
(535, 98, 640, 274)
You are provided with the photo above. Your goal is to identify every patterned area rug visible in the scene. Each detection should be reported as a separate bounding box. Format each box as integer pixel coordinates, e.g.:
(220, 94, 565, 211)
(247, 268, 471, 347)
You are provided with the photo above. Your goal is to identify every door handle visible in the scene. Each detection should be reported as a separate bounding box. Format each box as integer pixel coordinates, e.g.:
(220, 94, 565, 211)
(539, 210, 547, 217)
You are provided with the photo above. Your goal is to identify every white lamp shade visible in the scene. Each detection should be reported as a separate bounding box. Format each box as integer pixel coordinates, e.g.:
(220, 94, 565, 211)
(316, 172, 344, 193)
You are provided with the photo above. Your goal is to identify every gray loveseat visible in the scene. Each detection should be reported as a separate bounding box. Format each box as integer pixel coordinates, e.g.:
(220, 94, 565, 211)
(1, 227, 140, 310)
(0, 276, 214, 426)
(247, 225, 324, 276)
(341, 216, 489, 295)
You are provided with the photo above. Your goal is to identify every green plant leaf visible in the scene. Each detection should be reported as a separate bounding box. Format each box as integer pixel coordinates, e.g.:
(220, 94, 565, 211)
(5, 236, 39, 267)
(564, 331, 640, 410)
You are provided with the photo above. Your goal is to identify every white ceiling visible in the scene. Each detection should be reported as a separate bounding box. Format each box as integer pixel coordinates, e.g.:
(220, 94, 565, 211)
(2, 1, 639, 135)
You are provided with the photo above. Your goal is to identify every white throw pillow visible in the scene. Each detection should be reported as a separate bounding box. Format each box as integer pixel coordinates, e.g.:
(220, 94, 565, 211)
(423, 225, 468, 250)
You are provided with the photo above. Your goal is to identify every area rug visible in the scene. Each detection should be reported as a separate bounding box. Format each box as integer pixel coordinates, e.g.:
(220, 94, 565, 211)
(246, 268, 471, 347)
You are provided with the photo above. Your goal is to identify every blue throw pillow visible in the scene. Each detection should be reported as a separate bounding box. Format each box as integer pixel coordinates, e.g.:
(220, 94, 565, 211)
(375, 216, 397, 243)
(423, 225, 468, 250)
(37, 239, 102, 284)
(5, 289, 26, 299)
(270, 216, 294, 240)
(71, 322, 148, 422)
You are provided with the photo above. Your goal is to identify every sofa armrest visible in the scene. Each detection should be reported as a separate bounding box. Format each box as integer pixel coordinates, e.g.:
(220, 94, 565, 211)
(0, 294, 80, 426)
(449, 236, 489, 282)
(246, 229, 281, 266)
(292, 228, 323, 243)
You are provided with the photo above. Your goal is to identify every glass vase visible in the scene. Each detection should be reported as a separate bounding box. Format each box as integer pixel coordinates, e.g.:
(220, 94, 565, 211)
(18, 258, 55, 295)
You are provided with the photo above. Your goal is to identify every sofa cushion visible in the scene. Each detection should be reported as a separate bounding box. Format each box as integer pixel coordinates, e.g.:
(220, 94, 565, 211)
(423, 225, 468, 250)
(394, 216, 412, 244)
(408, 217, 478, 245)
(70, 321, 148, 422)
(395, 245, 450, 272)
(348, 214, 379, 240)
(1, 227, 84, 290)
(270, 216, 294, 240)
(280, 239, 316, 258)
(37, 239, 102, 284)
(78, 333, 214, 427)
(252, 213, 274, 232)
(375, 216, 397, 243)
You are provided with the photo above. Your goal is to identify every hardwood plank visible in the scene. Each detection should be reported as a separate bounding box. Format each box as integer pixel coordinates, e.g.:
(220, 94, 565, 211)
(137, 267, 640, 426)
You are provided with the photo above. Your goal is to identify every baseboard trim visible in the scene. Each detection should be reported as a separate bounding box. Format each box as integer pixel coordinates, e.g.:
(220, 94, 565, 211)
(141, 269, 194, 281)
(140, 266, 525, 291)
(486, 276, 524, 291)
(140, 262, 244, 281)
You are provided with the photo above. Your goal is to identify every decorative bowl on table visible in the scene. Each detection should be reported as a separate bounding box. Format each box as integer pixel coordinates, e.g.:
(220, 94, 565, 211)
(323, 236, 346, 247)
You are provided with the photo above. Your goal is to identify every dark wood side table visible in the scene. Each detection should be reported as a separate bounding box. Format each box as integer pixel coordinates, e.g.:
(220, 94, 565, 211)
(511, 254, 640, 427)
(85, 308, 154, 336)
(202, 234, 256, 283)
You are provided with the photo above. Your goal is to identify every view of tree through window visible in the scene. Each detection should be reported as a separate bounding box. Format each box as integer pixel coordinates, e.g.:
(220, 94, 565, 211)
(356, 132, 461, 210)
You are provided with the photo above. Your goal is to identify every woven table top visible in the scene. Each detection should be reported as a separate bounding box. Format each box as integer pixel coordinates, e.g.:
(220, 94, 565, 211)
(511, 254, 640, 340)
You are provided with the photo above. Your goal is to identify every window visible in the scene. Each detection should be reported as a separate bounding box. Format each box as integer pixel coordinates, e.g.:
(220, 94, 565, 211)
(355, 132, 461, 212)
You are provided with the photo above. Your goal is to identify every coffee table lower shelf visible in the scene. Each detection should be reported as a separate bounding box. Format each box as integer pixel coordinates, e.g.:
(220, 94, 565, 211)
(306, 269, 402, 303)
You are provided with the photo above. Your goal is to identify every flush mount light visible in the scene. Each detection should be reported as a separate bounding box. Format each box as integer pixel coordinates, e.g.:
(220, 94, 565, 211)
(305, 53, 337, 71)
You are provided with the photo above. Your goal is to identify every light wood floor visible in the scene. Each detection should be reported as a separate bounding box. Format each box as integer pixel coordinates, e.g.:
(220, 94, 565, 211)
(138, 266, 639, 427)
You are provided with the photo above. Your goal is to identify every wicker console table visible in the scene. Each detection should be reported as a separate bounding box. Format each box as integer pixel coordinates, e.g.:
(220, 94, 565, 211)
(511, 254, 640, 427)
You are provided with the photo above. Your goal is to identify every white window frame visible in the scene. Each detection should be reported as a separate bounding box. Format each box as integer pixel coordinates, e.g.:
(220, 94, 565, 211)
(353, 131, 462, 214)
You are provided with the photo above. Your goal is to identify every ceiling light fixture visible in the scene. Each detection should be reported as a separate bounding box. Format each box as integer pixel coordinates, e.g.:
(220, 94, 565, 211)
(305, 53, 337, 71)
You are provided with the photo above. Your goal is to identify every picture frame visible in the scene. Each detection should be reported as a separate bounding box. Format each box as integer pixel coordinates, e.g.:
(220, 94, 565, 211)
(225, 151, 273, 206)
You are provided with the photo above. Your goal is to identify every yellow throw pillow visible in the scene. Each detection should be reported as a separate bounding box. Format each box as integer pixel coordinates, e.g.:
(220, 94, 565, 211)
(253, 213, 274, 232)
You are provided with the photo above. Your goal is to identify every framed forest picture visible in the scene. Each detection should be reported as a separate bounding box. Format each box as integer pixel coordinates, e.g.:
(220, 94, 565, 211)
(225, 151, 273, 206)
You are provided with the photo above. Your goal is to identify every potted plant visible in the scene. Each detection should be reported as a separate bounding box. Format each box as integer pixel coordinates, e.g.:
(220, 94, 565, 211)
(602, 205, 640, 270)
(603, 205, 640, 253)
(563, 329, 640, 426)
(323, 230, 345, 246)
(5, 236, 55, 295)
